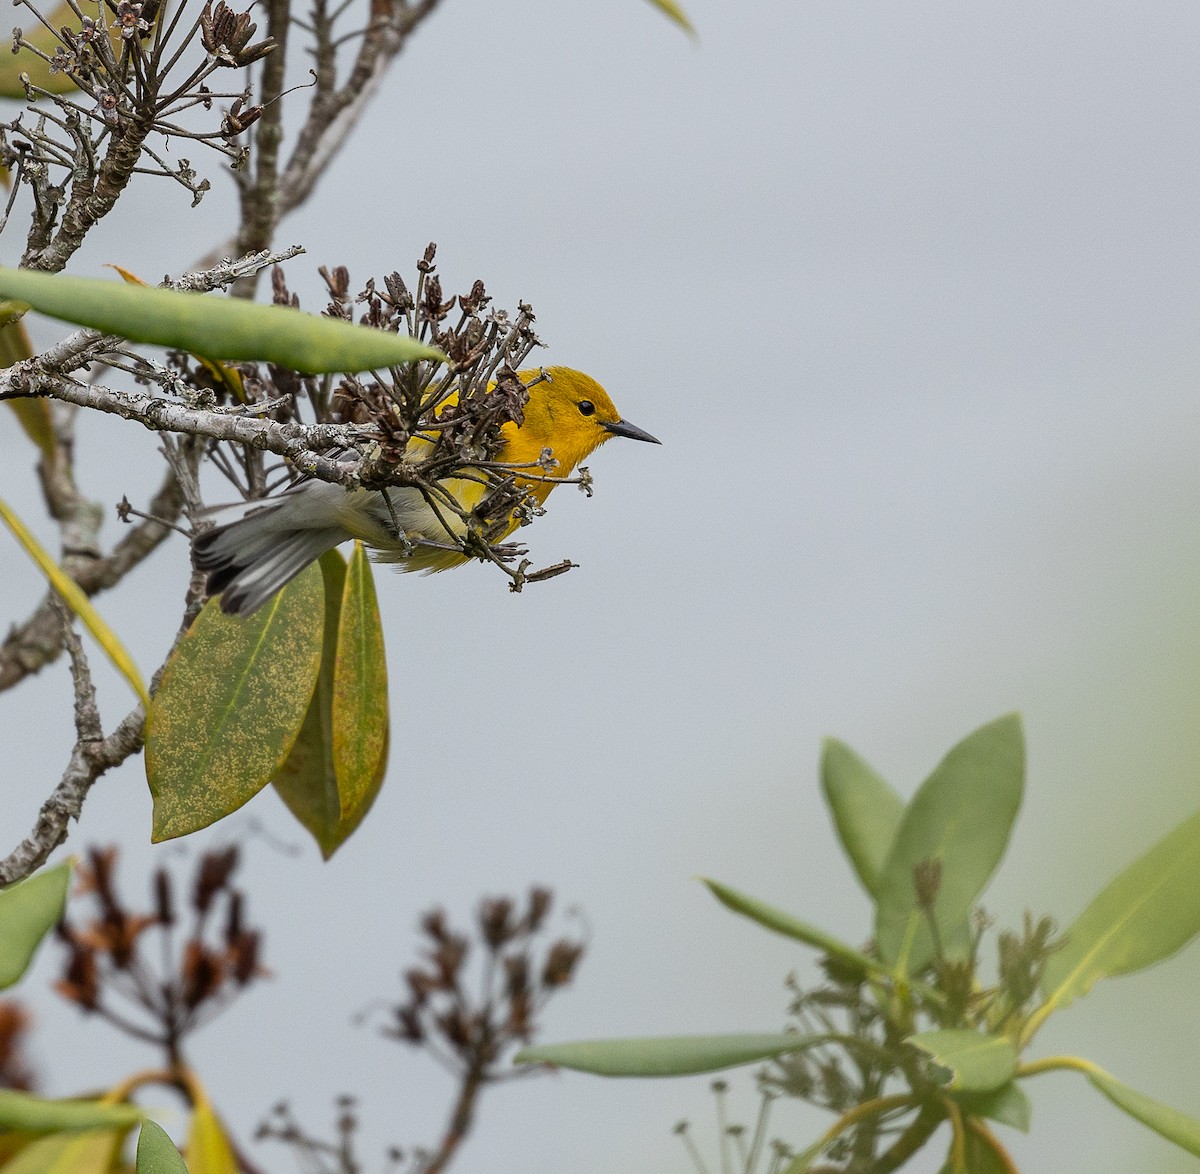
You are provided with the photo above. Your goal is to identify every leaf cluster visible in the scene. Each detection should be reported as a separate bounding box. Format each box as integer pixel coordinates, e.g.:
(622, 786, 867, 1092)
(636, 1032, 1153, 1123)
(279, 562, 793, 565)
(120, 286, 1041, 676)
(518, 715, 1200, 1172)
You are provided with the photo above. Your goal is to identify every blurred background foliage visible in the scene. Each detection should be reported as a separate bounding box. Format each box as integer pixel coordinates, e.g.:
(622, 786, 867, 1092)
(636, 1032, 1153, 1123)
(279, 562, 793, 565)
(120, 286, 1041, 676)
(2, 0, 1200, 1171)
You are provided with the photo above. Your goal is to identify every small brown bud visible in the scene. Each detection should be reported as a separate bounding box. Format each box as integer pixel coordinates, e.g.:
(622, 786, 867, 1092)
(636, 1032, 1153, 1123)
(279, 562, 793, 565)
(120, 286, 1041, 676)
(420, 908, 448, 943)
(404, 968, 436, 1005)
(230, 929, 260, 985)
(506, 990, 531, 1037)
(83, 846, 119, 913)
(153, 868, 174, 926)
(478, 897, 514, 949)
(541, 940, 584, 988)
(193, 846, 239, 914)
(225, 891, 243, 946)
(56, 944, 99, 1011)
(181, 940, 223, 1008)
(524, 887, 552, 932)
(431, 935, 468, 988)
(387, 1004, 423, 1043)
(503, 953, 529, 998)
(435, 1008, 471, 1050)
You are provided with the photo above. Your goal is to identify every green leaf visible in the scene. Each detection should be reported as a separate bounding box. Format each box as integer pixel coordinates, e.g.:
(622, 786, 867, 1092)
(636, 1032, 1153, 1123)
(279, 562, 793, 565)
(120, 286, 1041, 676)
(0, 1089, 141, 1132)
(0, 498, 149, 706)
(874, 714, 1024, 972)
(644, 0, 695, 36)
(331, 542, 388, 822)
(0, 860, 71, 990)
(0, 1127, 124, 1174)
(514, 1033, 818, 1077)
(274, 550, 388, 857)
(1086, 1066, 1200, 1157)
(146, 565, 324, 840)
(821, 738, 904, 898)
(136, 1120, 188, 1174)
(1037, 806, 1200, 1022)
(0, 267, 445, 375)
(906, 1030, 1017, 1093)
(701, 878, 877, 977)
(954, 1081, 1032, 1132)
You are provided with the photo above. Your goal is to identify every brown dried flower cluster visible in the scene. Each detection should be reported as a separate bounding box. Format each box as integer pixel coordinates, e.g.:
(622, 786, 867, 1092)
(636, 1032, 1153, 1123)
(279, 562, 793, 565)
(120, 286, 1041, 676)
(55, 845, 265, 1064)
(385, 888, 583, 1062)
(260, 887, 585, 1174)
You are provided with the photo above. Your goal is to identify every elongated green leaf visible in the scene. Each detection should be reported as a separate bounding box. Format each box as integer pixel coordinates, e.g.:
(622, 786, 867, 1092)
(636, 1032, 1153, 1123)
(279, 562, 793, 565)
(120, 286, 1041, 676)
(514, 1033, 817, 1077)
(185, 1101, 235, 1174)
(0, 1089, 140, 1132)
(136, 1121, 188, 1174)
(332, 542, 388, 820)
(0, 860, 71, 990)
(644, 0, 695, 35)
(0, 267, 444, 374)
(1086, 1066, 1200, 1156)
(1037, 807, 1200, 1021)
(0, 1127, 124, 1174)
(875, 715, 1024, 972)
(110, 265, 248, 403)
(954, 1081, 1031, 1132)
(907, 1030, 1016, 1093)
(701, 878, 876, 976)
(0, 498, 149, 706)
(146, 566, 324, 840)
(821, 738, 904, 898)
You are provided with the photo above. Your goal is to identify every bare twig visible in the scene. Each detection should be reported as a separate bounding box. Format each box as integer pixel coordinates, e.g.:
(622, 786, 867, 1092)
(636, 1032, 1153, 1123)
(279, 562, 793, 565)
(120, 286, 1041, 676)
(0, 701, 144, 885)
(281, 0, 443, 225)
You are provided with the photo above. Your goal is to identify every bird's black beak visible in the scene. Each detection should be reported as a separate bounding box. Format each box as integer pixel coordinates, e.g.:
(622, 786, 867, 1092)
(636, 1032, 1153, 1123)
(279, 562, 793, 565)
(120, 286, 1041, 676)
(603, 418, 661, 444)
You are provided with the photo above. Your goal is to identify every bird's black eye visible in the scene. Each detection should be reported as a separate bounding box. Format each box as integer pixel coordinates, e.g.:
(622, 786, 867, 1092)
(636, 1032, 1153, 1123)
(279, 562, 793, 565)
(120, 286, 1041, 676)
(578, 400, 596, 416)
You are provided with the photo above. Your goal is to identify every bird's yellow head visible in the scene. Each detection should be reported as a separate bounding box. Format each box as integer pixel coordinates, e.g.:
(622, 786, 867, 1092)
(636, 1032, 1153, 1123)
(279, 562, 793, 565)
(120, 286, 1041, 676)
(504, 367, 659, 501)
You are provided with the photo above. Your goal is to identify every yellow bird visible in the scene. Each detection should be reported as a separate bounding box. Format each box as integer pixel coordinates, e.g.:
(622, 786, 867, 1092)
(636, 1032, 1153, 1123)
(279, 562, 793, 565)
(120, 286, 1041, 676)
(192, 367, 659, 615)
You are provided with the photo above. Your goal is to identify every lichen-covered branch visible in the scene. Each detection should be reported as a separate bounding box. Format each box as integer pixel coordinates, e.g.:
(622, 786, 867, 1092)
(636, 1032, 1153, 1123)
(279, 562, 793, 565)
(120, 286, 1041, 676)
(0, 614, 144, 885)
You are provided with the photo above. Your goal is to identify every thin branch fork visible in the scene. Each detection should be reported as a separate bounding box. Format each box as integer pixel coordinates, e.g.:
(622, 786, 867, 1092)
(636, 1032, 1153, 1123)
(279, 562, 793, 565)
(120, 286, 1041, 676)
(0, 604, 145, 886)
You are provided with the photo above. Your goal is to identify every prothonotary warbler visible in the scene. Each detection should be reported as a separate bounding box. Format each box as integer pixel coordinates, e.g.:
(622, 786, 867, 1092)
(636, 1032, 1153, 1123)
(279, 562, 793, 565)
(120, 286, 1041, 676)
(192, 367, 660, 615)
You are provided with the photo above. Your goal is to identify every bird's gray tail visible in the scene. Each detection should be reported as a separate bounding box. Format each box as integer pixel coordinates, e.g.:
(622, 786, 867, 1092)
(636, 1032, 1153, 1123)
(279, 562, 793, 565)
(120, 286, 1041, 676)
(192, 496, 348, 617)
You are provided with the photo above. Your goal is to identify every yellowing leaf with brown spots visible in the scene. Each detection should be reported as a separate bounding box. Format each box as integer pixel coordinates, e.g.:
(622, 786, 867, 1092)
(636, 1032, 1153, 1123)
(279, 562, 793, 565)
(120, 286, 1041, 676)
(145, 564, 324, 840)
(332, 542, 389, 820)
(274, 547, 388, 858)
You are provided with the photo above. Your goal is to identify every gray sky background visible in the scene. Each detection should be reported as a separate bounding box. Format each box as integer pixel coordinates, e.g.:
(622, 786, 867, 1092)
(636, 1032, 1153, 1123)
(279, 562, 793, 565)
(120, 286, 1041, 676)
(4, 1, 1200, 1170)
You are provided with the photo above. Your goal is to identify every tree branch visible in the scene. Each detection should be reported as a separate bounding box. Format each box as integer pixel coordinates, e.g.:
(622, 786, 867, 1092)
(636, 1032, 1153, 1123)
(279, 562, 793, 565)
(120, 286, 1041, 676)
(277, 0, 443, 220)
(0, 611, 145, 885)
(0, 248, 306, 693)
